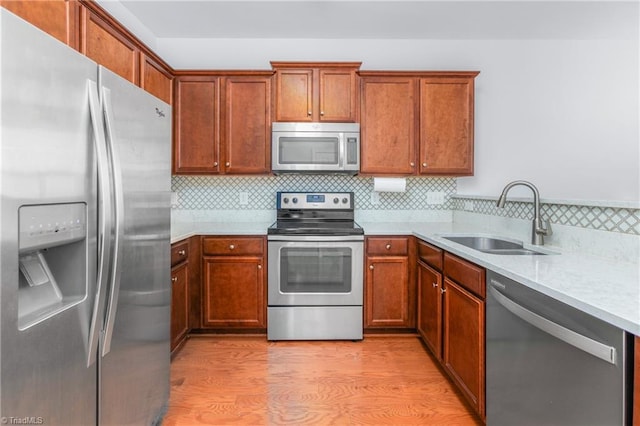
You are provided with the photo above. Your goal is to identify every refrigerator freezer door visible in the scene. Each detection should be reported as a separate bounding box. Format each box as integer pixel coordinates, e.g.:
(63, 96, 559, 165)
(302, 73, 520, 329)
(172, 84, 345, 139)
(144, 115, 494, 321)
(97, 66, 171, 426)
(0, 10, 98, 424)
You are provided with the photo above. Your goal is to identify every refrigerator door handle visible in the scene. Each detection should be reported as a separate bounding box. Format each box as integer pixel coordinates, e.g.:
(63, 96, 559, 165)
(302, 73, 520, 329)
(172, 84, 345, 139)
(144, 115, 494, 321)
(87, 80, 113, 367)
(100, 86, 125, 357)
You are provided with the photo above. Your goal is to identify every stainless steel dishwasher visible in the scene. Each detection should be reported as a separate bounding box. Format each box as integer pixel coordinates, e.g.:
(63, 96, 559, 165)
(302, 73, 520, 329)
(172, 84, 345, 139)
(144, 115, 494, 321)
(486, 271, 632, 425)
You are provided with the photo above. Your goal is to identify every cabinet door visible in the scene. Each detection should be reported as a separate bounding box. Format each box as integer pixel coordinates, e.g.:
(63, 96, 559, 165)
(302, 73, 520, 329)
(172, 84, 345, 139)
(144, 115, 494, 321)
(140, 53, 173, 105)
(443, 278, 485, 417)
(365, 255, 411, 328)
(170, 262, 189, 352)
(319, 68, 358, 122)
(417, 261, 442, 358)
(174, 77, 220, 174)
(202, 256, 266, 329)
(360, 77, 416, 174)
(419, 77, 475, 175)
(222, 76, 271, 174)
(1, 0, 79, 49)
(274, 68, 313, 122)
(80, 8, 139, 84)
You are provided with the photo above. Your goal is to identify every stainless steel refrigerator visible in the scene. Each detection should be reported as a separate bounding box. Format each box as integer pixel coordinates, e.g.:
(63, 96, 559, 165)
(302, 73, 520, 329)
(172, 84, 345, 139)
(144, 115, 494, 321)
(0, 9, 171, 425)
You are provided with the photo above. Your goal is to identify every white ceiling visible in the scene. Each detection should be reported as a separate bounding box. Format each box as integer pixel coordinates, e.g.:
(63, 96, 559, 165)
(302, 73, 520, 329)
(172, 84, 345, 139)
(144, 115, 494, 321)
(110, 0, 638, 40)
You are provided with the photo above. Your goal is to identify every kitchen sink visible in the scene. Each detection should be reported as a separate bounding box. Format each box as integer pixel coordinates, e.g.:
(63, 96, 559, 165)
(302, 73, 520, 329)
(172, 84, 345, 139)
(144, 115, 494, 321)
(441, 235, 548, 256)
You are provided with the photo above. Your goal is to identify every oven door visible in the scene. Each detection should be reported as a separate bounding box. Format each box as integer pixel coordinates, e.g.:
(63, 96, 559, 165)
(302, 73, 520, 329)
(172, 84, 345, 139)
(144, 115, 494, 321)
(268, 238, 363, 306)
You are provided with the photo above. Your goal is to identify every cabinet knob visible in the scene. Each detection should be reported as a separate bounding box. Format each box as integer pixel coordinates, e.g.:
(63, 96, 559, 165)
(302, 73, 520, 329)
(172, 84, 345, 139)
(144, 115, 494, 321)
(410, 162, 415, 167)
(258, 264, 262, 270)
(320, 111, 325, 116)
(213, 161, 218, 167)
(369, 265, 374, 270)
(225, 162, 230, 167)
(178, 249, 186, 256)
(432, 282, 438, 288)
(422, 162, 427, 167)
(440, 288, 446, 294)
(385, 244, 391, 250)
(171, 276, 178, 283)
(307, 111, 312, 116)
(229, 244, 235, 250)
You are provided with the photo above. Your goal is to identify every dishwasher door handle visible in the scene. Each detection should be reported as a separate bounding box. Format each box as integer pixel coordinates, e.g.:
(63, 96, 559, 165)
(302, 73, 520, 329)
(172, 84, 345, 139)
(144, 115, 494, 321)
(489, 281, 616, 364)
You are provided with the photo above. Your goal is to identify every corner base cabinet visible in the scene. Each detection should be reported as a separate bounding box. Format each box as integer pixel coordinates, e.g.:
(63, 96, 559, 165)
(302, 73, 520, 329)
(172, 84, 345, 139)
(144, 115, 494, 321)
(201, 236, 266, 330)
(416, 239, 485, 420)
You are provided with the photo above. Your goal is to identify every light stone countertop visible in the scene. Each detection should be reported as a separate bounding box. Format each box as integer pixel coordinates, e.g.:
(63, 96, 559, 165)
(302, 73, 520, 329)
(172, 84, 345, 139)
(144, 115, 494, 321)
(172, 220, 640, 335)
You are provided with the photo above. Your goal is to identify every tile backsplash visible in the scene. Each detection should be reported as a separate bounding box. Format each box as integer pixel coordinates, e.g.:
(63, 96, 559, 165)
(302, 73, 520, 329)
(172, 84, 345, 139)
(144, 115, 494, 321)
(172, 175, 456, 211)
(172, 176, 640, 236)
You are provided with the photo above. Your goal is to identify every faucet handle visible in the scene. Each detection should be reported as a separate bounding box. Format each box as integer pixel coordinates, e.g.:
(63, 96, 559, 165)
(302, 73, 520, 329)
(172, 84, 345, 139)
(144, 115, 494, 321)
(536, 219, 552, 236)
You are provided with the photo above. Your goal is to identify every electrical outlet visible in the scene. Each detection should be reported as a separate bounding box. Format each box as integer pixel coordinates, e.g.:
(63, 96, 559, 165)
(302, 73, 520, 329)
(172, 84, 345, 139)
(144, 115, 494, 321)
(239, 192, 249, 205)
(464, 200, 474, 211)
(370, 192, 380, 205)
(426, 192, 445, 205)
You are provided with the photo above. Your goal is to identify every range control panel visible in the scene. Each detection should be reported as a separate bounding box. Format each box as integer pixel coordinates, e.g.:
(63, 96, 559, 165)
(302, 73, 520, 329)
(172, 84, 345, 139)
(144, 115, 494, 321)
(277, 192, 354, 210)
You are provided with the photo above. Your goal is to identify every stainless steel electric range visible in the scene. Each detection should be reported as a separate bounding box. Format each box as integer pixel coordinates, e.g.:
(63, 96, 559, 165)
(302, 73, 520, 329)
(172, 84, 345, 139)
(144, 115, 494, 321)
(267, 192, 364, 341)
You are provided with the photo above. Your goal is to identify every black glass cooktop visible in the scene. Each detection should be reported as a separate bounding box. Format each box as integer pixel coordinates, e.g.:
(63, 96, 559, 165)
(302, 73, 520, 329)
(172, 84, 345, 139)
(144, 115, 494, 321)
(267, 220, 364, 236)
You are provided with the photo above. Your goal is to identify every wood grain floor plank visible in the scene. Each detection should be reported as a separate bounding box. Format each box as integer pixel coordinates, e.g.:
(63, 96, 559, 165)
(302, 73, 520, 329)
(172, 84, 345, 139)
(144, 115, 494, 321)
(164, 335, 482, 425)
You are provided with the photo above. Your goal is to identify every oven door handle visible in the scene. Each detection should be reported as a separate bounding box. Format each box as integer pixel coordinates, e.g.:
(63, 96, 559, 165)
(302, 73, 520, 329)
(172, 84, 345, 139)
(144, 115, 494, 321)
(267, 235, 364, 242)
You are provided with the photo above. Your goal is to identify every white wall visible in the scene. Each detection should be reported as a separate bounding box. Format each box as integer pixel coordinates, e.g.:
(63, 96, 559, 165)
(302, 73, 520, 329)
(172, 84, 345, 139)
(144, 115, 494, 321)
(157, 37, 639, 204)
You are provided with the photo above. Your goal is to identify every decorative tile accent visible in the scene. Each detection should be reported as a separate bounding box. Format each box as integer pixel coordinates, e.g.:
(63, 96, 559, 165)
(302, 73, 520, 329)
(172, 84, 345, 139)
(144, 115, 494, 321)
(453, 197, 640, 236)
(172, 175, 456, 211)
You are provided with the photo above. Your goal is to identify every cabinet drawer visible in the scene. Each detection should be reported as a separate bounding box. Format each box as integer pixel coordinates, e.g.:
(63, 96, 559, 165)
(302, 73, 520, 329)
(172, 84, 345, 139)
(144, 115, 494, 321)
(202, 237, 264, 256)
(367, 237, 408, 256)
(171, 240, 189, 266)
(417, 240, 443, 271)
(444, 253, 485, 298)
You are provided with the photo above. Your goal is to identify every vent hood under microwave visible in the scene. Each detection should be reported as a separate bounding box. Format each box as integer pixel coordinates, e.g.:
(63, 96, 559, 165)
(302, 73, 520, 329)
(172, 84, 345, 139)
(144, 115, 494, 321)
(271, 122, 360, 175)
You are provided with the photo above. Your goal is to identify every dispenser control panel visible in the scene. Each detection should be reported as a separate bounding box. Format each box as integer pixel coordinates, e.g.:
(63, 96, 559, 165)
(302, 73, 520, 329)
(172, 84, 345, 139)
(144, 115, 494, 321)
(19, 203, 87, 253)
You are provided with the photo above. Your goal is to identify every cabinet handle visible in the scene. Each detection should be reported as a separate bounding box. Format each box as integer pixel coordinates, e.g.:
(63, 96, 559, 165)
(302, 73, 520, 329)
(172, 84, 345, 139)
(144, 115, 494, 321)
(440, 288, 446, 294)
(432, 282, 438, 288)
(307, 111, 312, 116)
(213, 161, 218, 167)
(178, 249, 186, 256)
(257, 265, 262, 270)
(225, 162, 230, 167)
(410, 162, 415, 167)
(369, 265, 374, 270)
(320, 111, 324, 116)
(422, 162, 427, 167)
(385, 244, 391, 250)
(229, 244, 235, 250)
(171, 276, 178, 283)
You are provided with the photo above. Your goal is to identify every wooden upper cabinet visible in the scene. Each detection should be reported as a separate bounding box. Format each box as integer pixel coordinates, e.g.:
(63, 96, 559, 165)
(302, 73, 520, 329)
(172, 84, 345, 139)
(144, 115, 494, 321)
(360, 76, 416, 175)
(80, 7, 139, 84)
(174, 76, 220, 174)
(141, 53, 173, 105)
(1, 0, 79, 49)
(419, 76, 476, 175)
(222, 75, 272, 174)
(359, 71, 478, 176)
(272, 62, 360, 122)
(174, 72, 273, 175)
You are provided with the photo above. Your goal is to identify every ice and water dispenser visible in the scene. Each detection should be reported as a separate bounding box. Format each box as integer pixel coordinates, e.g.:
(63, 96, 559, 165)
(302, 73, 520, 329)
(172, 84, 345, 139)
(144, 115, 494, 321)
(18, 203, 87, 329)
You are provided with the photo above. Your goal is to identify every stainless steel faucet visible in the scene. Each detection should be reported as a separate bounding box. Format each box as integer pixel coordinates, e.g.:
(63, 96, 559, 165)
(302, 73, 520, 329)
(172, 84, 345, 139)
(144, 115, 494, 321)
(496, 180, 552, 245)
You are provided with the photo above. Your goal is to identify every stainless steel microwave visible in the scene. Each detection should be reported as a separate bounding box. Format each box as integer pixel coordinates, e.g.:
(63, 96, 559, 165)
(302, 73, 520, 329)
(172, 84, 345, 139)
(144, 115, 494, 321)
(271, 122, 360, 174)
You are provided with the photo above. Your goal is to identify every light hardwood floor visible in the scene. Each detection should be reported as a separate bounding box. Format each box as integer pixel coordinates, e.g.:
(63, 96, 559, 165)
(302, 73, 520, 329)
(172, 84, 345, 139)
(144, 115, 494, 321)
(164, 335, 482, 425)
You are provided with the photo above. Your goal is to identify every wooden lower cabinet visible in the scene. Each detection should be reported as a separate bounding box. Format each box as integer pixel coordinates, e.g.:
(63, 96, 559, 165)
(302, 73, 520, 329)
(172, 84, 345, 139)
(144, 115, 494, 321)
(364, 236, 415, 330)
(442, 278, 485, 418)
(416, 239, 485, 420)
(201, 236, 266, 330)
(170, 239, 190, 354)
(417, 260, 442, 356)
(170, 261, 189, 352)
